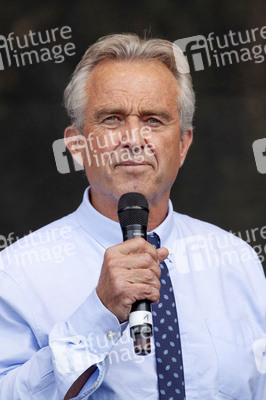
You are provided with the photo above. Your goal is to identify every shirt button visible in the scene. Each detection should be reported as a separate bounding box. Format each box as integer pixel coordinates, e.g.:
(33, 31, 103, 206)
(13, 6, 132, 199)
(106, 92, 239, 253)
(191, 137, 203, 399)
(94, 381, 99, 388)
(107, 331, 115, 340)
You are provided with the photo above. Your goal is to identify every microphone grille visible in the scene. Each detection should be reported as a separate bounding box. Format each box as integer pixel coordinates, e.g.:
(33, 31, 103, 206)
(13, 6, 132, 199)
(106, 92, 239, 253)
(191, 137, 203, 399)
(118, 192, 149, 228)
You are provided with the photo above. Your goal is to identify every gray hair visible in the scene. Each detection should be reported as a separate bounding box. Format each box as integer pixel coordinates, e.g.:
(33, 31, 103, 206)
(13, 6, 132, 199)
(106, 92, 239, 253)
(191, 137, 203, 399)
(64, 33, 195, 135)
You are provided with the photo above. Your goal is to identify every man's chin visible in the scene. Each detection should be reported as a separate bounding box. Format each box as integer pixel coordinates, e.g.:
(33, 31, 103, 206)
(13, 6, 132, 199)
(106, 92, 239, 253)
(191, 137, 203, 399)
(113, 182, 156, 202)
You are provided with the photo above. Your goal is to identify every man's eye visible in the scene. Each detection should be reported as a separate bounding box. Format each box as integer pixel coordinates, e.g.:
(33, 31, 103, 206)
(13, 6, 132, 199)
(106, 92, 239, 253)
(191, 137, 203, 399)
(147, 117, 160, 123)
(147, 117, 160, 124)
(105, 116, 119, 122)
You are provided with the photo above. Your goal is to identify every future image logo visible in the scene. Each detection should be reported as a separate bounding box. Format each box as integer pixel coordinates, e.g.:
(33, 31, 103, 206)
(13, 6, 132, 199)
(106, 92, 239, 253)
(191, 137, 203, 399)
(0, 35, 12, 70)
(52, 136, 87, 174)
(174, 35, 211, 71)
(253, 138, 266, 174)
(0, 26, 76, 70)
(52, 127, 155, 174)
(253, 338, 266, 373)
(174, 26, 266, 72)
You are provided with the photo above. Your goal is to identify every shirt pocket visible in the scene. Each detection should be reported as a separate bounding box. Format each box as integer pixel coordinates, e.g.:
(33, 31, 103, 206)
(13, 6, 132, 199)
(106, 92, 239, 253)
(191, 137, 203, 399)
(205, 318, 262, 400)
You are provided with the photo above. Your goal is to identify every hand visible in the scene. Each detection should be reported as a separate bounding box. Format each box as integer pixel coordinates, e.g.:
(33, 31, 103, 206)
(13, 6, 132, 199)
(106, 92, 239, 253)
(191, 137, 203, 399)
(96, 238, 169, 323)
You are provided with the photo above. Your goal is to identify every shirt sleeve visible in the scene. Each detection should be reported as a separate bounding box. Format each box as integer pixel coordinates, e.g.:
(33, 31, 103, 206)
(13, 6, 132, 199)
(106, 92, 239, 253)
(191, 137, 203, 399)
(49, 288, 127, 398)
(0, 270, 127, 399)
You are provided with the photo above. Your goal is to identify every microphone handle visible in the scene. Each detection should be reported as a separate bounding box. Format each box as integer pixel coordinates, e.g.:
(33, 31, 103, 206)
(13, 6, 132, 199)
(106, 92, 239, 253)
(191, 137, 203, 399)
(122, 225, 152, 355)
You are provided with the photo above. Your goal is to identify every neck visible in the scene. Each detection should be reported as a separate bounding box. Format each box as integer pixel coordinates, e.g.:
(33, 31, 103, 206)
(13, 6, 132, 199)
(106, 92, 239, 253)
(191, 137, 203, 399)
(89, 189, 170, 231)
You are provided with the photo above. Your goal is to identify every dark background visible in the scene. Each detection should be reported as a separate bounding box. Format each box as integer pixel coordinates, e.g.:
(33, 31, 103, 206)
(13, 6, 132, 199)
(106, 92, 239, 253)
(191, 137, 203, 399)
(0, 0, 265, 272)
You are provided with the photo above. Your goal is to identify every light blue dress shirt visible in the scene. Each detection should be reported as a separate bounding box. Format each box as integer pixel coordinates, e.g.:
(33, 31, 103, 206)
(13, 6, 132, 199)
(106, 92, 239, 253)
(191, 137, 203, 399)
(0, 187, 265, 400)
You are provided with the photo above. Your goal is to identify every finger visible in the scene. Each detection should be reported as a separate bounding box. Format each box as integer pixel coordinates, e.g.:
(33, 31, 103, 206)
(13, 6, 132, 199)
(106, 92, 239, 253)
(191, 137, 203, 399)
(110, 253, 161, 278)
(124, 269, 161, 289)
(112, 237, 159, 260)
(132, 283, 161, 304)
(157, 247, 169, 263)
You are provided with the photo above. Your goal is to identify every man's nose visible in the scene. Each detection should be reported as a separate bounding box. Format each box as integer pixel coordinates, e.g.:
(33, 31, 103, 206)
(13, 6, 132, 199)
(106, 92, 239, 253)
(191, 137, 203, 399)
(120, 116, 146, 148)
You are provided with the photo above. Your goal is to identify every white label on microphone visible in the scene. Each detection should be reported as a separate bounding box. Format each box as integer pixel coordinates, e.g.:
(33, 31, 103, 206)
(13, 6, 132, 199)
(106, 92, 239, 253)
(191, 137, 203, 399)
(129, 311, 153, 328)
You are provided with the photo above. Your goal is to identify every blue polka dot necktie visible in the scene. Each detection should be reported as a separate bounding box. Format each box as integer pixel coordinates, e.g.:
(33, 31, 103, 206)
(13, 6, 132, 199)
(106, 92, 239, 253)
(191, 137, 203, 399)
(148, 232, 186, 400)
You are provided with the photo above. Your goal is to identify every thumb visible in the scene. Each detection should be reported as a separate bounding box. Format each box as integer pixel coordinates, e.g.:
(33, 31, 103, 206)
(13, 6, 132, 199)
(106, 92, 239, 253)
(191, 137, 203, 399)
(157, 247, 169, 263)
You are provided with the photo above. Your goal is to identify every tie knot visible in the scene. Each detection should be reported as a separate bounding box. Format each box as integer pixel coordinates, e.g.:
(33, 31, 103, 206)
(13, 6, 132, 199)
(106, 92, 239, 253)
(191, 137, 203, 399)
(148, 232, 161, 249)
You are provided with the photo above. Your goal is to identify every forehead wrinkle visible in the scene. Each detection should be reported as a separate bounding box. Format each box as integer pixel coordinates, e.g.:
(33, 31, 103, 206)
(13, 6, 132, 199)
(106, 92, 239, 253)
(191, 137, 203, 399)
(92, 96, 134, 119)
(89, 71, 174, 107)
(85, 60, 179, 120)
(91, 96, 177, 122)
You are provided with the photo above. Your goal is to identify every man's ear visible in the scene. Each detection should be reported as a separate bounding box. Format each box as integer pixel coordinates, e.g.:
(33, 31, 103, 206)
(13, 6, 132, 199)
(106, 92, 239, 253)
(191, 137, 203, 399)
(179, 130, 193, 167)
(64, 126, 87, 167)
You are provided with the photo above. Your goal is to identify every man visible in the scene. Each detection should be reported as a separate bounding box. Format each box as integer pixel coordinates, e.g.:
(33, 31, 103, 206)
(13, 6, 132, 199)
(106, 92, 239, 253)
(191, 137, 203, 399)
(0, 33, 265, 400)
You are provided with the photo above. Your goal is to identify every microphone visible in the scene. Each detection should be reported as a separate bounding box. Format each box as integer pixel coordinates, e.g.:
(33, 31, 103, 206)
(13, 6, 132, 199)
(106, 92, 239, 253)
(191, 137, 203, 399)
(118, 192, 152, 356)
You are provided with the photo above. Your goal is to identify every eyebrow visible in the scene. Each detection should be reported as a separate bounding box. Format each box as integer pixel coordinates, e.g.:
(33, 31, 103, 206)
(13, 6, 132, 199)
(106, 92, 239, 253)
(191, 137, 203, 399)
(139, 110, 172, 122)
(95, 108, 173, 122)
(95, 108, 126, 120)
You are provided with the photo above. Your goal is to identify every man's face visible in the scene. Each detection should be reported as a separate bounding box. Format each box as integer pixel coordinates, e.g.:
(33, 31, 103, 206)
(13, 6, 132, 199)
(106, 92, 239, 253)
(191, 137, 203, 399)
(66, 59, 192, 207)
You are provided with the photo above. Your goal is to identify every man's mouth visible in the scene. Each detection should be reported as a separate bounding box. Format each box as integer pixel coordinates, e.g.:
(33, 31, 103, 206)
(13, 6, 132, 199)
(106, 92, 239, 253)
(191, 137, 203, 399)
(115, 161, 153, 170)
(117, 162, 149, 167)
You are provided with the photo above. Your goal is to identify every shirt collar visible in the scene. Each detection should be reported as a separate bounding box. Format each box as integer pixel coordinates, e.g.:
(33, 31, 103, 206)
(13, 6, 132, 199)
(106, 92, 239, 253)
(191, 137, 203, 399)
(75, 187, 175, 252)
